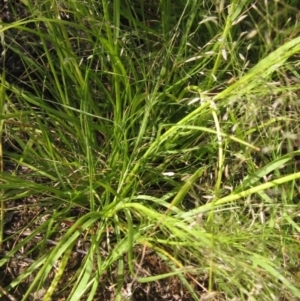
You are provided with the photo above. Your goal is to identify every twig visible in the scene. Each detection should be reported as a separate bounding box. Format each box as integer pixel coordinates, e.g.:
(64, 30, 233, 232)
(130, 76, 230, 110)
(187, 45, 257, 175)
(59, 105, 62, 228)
(0, 285, 18, 301)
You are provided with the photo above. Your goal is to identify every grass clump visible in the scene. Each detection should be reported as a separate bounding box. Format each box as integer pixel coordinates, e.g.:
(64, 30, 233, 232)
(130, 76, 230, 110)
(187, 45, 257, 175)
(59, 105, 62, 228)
(1, 0, 300, 300)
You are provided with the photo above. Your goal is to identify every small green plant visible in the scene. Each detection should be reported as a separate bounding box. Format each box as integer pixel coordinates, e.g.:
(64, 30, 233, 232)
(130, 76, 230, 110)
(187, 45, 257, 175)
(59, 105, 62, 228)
(1, 0, 300, 300)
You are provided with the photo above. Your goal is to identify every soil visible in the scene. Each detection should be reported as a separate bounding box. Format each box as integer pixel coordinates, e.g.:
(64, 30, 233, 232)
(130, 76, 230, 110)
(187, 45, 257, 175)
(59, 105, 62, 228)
(1, 198, 205, 300)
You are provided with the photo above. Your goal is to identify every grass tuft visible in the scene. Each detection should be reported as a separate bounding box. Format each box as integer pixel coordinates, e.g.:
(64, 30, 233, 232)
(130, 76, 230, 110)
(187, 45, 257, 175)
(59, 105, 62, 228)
(1, 0, 300, 300)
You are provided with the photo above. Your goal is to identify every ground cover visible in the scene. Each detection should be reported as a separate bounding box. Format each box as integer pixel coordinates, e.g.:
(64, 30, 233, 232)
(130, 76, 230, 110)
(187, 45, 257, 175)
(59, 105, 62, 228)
(0, 0, 300, 300)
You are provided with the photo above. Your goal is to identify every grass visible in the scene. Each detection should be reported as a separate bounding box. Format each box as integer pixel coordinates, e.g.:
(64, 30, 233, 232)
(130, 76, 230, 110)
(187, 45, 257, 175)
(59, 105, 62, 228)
(0, 0, 300, 300)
